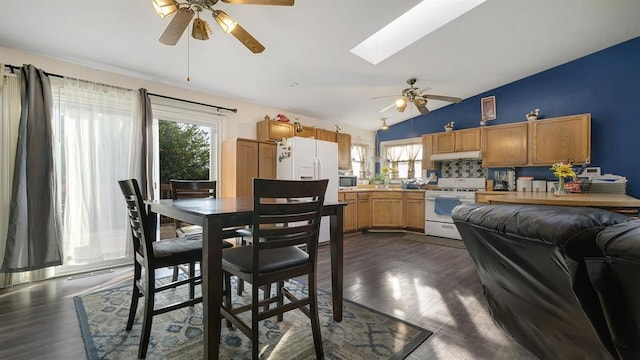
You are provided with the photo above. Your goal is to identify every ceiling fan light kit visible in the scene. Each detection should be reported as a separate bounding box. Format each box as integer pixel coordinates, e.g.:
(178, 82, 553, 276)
(377, 78, 462, 116)
(153, 0, 294, 53)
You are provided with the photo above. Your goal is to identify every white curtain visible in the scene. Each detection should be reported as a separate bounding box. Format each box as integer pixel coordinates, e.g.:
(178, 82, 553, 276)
(51, 78, 140, 272)
(0, 67, 21, 286)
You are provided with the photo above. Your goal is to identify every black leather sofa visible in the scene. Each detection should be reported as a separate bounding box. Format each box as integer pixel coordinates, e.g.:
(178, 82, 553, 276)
(452, 203, 634, 360)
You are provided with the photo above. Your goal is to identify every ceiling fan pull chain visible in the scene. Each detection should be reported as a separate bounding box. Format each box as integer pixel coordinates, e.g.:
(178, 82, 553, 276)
(187, 34, 191, 82)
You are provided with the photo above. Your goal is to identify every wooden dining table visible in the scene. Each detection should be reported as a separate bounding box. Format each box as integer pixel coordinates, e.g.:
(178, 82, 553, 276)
(147, 196, 345, 359)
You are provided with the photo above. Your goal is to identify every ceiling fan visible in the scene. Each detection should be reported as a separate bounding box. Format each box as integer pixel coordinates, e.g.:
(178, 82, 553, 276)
(376, 78, 462, 115)
(152, 0, 294, 54)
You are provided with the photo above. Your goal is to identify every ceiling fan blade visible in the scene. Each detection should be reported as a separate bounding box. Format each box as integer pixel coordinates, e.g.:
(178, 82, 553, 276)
(221, 0, 294, 5)
(230, 23, 265, 53)
(378, 102, 396, 113)
(159, 8, 194, 45)
(414, 99, 430, 115)
(421, 94, 462, 103)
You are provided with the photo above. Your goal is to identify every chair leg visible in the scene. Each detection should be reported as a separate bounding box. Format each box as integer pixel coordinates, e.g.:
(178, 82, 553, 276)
(139, 268, 155, 359)
(127, 261, 142, 331)
(276, 281, 284, 322)
(224, 273, 232, 329)
(188, 261, 195, 300)
(237, 278, 244, 296)
(252, 283, 260, 360)
(264, 283, 272, 312)
(308, 274, 324, 359)
(172, 265, 179, 282)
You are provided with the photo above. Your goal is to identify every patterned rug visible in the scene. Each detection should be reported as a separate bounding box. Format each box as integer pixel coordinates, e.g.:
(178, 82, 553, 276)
(74, 277, 431, 359)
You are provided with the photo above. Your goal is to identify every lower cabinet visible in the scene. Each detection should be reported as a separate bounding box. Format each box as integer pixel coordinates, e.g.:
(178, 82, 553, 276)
(357, 193, 370, 229)
(405, 192, 425, 231)
(371, 192, 405, 228)
(341, 192, 358, 232)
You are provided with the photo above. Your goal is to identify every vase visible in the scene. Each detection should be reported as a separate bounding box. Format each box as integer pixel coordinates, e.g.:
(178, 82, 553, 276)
(554, 177, 568, 196)
(383, 174, 390, 188)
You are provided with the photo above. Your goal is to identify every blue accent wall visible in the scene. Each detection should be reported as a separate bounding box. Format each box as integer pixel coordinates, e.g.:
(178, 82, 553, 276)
(378, 36, 640, 198)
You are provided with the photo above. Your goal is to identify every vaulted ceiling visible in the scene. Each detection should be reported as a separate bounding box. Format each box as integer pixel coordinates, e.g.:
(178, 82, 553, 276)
(1, 0, 639, 130)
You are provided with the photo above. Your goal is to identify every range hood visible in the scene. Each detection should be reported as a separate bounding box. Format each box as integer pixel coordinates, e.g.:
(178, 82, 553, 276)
(430, 150, 482, 161)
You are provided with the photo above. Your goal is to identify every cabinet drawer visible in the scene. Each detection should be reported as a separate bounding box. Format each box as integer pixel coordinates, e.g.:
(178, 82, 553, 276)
(405, 191, 425, 200)
(344, 192, 357, 201)
(357, 192, 370, 200)
(370, 192, 403, 199)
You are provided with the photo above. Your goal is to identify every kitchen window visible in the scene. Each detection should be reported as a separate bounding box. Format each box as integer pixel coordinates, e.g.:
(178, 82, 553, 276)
(380, 139, 422, 180)
(351, 144, 368, 179)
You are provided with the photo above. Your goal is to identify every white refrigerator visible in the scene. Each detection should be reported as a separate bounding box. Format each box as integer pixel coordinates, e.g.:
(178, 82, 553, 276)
(276, 136, 338, 243)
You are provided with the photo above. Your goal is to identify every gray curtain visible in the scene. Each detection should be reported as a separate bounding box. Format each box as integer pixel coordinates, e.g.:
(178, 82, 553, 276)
(1, 65, 62, 272)
(139, 88, 154, 200)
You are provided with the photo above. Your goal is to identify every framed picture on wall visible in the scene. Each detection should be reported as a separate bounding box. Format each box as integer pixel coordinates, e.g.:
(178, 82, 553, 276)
(481, 96, 496, 121)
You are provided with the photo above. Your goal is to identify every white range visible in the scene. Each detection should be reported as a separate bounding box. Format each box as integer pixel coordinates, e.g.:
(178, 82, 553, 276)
(424, 177, 486, 240)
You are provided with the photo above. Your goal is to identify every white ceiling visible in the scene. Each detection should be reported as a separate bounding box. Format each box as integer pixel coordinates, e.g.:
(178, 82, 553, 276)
(1, 0, 639, 131)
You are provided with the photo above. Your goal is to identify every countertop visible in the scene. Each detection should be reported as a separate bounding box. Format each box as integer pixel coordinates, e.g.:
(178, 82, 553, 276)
(339, 187, 426, 193)
(482, 191, 640, 208)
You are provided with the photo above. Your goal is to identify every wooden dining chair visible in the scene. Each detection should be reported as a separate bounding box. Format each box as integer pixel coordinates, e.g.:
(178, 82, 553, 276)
(118, 179, 203, 359)
(169, 179, 235, 282)
(220, 178, 328, 360)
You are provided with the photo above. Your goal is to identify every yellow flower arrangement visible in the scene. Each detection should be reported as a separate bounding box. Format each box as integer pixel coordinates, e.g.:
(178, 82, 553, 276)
(550, 162, 576, 179)
(381, 167, 392, 176)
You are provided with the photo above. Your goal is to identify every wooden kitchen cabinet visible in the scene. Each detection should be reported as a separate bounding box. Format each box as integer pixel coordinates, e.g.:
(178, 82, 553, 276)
(315, 128, 337, 142)
(357, 192, 370, 229)
(258, 142, 276, 178)
(432, 132, 456, 154)
(370, 192, 404, 228)
(338, 192, 358, 232)
(481, 123, 528, 167)
(528, 113, 591, 165)
(454, 128, 481, 151)
(337, 132, 352, 170)
(421, 134, 436, 170)
(405, 192, 425, 231)
(221, 138, 275, 197)
(257, 119, 294, 142)
(295, 125, 316, 138)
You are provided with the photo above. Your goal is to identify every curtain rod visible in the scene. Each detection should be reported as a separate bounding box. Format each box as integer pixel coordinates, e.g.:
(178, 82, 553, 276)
(4, 64, 63, 78)
(4, 64, 238, 114)
(148, 93, 237, 113)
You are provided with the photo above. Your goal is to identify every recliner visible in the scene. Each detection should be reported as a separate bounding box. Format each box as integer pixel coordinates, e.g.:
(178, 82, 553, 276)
(452, 203, 632, 360)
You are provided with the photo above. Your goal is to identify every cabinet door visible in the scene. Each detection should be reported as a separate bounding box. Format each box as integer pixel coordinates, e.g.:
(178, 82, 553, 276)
(258, 142, 276, 179)
(337, 133, 352, 170)
(528, 114, 591, 165)
(357, 194, 370, 229)
(257, 119, 293, 141)
(433, 132, 456, 153)
(235, 140, 259, 197)
(405, 193, 425, 231)
(455, 128, 481, 151)
(316, 129, 337, 142)
(343, 193, 358, 232)
(482, 123, 528, 167)
(296, 125, 316, 138)
(371, 192, 404, 227)
(421, 134, 435, 171)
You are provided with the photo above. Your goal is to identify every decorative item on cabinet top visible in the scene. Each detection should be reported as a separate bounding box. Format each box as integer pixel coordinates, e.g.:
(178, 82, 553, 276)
(444, 121, 455, 132)
(526, 108, 541, 121)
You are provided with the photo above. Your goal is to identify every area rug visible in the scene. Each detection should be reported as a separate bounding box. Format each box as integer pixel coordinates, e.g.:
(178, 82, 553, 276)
(401, 234, 466, 249)
(74, 277, 431, 359)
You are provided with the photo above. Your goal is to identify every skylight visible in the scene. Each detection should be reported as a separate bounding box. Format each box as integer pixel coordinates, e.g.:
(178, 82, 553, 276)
(350, 0, 486, 65)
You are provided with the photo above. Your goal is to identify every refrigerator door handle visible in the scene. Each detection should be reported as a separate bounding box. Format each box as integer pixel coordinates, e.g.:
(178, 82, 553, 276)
(312, 157, 318, 180)
(316, 156, 323, 180)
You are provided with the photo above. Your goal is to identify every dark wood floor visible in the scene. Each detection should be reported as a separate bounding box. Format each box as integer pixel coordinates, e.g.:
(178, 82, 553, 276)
(0, 231, 536, 359)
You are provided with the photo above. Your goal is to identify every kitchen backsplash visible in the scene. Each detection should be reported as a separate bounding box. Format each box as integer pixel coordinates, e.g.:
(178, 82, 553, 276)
(441, 160, 486, 178)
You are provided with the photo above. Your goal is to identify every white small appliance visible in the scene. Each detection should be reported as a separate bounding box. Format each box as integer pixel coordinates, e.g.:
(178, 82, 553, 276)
(276, 137, 338, 242)
(424, 177, 485, 240)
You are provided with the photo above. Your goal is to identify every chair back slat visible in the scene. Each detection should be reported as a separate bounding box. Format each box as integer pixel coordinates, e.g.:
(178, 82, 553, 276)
(170, 179, 216, 199)
(252, 178, 328, 273)
(119, 179, 153, 261)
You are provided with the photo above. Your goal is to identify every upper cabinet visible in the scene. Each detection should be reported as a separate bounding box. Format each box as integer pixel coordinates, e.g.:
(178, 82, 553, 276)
(432, 128, 481, 154)
(315, 128, 337, 142)
(337, 132, 352, 170)
(295, 125, 316, 138)
(481, 123, 529, 167)
(528, 113, 591, 165)
(257, 119, 293, 142)
(421, 134, 435, 170)
(455, 128, 481, 152)
(432, 132, 456, 153)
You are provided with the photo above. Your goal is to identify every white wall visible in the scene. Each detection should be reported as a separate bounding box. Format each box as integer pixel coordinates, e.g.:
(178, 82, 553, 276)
(0, 46, 374, 147)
